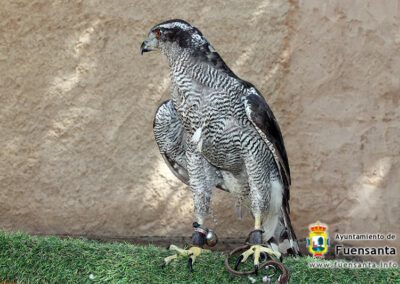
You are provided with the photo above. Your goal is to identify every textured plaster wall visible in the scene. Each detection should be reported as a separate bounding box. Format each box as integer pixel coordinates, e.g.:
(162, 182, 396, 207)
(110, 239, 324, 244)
(1, 0, 399, 253)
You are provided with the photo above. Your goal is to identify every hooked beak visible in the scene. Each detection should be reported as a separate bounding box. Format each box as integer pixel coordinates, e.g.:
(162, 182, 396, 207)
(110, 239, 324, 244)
(140, 35, 159, 55)
(140, 41, 150, 55)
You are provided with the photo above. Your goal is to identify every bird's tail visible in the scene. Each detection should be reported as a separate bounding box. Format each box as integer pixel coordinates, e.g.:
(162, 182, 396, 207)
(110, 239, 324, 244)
(268, 206, 301, 256)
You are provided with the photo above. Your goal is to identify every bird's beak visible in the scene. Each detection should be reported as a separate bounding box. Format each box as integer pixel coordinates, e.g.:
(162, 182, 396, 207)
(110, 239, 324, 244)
(140, 34, 159, 55)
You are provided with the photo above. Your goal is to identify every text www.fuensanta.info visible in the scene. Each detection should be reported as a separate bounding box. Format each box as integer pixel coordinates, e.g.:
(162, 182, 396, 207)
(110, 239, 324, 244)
(308, 260, 398, 269)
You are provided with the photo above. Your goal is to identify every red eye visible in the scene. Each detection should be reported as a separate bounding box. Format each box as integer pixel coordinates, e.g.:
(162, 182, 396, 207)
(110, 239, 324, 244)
(154, 29, 161, 39)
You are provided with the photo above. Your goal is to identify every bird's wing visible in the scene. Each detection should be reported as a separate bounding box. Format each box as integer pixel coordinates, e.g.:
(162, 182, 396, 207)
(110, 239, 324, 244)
(153, 100, 190, 186)
(242, 90, 292, 210)
(153, 100, 228, 191)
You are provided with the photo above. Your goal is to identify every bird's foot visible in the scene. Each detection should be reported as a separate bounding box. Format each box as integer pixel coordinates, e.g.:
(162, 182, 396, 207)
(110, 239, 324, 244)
(162, 222, 217, 272)
(234, 244, 281, 273)
(234, 230, 282, 274)
(163, 245, 210, 271)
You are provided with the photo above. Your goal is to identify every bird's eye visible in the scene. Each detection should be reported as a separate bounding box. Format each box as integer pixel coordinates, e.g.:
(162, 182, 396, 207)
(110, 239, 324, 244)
(154, 29, 161, 39)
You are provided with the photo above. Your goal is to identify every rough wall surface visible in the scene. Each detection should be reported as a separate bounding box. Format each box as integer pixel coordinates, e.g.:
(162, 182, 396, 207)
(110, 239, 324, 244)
(1, 0, 399, 253)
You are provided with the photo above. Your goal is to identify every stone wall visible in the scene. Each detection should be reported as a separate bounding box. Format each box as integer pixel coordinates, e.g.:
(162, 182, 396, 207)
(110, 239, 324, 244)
(1, 0, 399, 255)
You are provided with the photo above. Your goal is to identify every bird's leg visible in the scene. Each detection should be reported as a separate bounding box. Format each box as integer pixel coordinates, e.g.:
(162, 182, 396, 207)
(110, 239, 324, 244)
(235, 214, 282, 273)
(163, 148, 217, 271)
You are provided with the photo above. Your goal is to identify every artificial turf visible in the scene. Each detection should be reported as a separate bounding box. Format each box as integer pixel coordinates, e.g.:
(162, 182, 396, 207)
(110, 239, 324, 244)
(0, 231, 398, 283)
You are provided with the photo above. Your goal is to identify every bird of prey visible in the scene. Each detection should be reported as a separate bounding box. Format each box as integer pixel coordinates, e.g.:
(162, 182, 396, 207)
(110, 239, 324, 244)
(141, 19, 300, 271)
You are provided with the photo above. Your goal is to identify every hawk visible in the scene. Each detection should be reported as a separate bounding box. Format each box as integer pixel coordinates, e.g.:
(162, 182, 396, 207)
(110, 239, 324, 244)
(141, 19, 300, 271)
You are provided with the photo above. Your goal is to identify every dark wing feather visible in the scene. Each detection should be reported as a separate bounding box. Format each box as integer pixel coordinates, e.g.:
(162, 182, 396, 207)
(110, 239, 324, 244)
(243, 91, 291, 210)
(243, 92, 300, 254)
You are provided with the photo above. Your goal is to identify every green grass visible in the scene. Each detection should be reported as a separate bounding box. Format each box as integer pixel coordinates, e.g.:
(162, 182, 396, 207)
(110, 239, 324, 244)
(0, 231, 398, 283)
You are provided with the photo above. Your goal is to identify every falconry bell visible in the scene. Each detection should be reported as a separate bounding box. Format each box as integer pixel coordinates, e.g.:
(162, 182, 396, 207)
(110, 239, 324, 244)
(206, 229, 218, 247)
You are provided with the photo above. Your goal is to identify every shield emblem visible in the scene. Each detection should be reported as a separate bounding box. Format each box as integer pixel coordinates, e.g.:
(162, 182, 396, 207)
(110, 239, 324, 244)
(306, 222, 330, 257)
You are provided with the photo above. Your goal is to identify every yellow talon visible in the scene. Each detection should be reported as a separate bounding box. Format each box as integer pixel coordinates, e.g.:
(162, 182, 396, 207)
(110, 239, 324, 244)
(187, 246, 203, 264)
(163, 245, 210, 267)
(169, 244, 190, 256)
(259, 246, 281, 259)
(254, 245, 261, 266)
(240, 245, 282, 266)
(164, 254, 178, 265)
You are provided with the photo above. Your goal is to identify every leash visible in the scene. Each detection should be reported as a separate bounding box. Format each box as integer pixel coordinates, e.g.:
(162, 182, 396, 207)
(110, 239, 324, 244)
(224, 244, 290, 284)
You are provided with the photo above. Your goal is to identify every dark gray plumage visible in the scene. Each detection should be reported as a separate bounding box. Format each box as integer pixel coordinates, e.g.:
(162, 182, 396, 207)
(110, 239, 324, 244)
(142, 19, 299, 258)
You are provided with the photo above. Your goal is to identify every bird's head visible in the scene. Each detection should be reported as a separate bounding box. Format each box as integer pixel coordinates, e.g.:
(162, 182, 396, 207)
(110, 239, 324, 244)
(140, 19, 208, 57)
